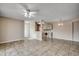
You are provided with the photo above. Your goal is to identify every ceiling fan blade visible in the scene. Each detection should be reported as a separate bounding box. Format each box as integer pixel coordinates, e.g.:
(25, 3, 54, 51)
(29, 12, 37, 18)
(30, 9, 39, 12)
(19, 3, 29, 10)
(20, 3, 39, 12)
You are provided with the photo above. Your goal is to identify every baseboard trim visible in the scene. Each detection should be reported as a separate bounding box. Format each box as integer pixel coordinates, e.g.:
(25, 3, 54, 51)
(52, 38, 79, 45)
(0, 38, 24, 44)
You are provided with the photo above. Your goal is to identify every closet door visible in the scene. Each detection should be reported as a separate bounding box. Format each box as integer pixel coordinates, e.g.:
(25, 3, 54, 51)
(73, 21, 79, 42)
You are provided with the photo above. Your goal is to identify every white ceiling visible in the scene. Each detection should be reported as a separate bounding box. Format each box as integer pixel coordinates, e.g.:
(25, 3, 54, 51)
(0, 3, 79, 21)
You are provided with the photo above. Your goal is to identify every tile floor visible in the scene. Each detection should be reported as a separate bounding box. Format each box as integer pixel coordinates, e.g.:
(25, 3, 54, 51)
(0, 39, 79, 56)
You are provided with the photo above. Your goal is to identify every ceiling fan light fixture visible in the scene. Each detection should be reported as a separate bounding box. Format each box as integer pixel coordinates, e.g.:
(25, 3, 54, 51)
(24, 13, 28, 17)
(24, 11, 37, 18)
(20, 4, 39, 18)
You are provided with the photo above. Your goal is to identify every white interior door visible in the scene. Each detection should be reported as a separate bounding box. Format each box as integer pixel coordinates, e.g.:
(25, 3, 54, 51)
(73, 21, 79, 42)
(24, 22, 30, 38)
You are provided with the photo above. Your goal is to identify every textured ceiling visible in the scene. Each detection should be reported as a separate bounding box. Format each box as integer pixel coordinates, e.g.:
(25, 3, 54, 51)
(0, 3, 79, 21)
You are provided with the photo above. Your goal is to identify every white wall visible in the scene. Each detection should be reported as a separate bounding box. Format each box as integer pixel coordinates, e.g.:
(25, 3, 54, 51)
(0, 17, 24, 43)
(53, 22, 72, 41)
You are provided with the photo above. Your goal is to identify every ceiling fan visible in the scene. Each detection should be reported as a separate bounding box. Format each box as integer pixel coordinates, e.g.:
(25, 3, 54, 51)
(20, 3, 39, 18)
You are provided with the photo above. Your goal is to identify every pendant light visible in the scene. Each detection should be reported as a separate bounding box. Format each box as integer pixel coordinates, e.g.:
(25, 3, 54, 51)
(58, 18, 64, 26)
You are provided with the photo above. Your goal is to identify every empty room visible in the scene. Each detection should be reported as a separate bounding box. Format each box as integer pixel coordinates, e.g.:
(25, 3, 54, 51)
(0, 3, 79, 56)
